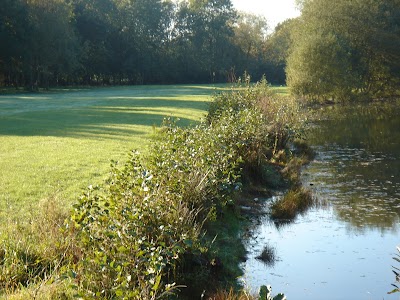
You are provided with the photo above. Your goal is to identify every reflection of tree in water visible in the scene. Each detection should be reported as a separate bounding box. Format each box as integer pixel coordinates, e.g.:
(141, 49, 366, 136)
(309, 100, 400, 154)
(305, 101, 400, 232)
(335, 198, 400, 234)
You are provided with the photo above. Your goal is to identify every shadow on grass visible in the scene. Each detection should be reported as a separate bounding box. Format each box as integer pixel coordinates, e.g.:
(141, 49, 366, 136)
(0, 85, 218, 139)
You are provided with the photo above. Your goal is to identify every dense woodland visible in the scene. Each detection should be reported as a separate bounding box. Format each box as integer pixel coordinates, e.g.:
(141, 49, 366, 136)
(1, 0, 399, 95)
(0, 0, 291, 88)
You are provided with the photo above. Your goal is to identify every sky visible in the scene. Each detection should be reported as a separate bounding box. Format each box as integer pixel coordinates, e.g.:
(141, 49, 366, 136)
(231, 0, 301, 30)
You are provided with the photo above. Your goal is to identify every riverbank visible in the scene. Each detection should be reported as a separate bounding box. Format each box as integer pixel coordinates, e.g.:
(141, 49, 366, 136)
(1, 82, 307, 299)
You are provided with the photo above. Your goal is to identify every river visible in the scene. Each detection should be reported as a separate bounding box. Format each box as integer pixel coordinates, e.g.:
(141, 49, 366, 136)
(241, 100, 400, 299)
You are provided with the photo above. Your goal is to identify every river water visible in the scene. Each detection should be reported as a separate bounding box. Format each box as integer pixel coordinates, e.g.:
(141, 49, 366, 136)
(241, 101, 400, 299)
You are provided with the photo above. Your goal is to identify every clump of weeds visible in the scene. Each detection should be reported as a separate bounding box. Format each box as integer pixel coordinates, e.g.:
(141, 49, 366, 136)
(256, 244, 277, 267)
(270, 187, 315, 222)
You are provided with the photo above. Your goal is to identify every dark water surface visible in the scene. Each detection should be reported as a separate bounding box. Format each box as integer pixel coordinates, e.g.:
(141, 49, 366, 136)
(241, 101, 400, 299)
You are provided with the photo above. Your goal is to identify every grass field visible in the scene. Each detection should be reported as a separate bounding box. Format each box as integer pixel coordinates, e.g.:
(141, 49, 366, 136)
(0, 84, 237, 225)
(0, 84, 289, 224)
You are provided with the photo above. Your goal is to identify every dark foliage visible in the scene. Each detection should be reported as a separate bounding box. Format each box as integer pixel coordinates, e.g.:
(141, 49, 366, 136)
(0, 0, 289, 89)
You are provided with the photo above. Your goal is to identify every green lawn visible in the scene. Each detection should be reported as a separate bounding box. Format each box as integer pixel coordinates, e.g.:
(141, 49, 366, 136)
(0, 84, 288, 224)
(0, 84, 234, 223)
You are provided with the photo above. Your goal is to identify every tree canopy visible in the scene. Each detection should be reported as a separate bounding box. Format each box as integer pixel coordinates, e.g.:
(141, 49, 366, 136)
(287, 0, 400, 101)
(3, 0, 398, 99)
(0, 0, 290, 89)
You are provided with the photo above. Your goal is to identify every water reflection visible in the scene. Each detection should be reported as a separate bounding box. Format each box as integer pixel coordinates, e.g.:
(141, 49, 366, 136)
(241, 100, 400, 299)
(241, 208, 400, 299)
(305, 100, 400, 232)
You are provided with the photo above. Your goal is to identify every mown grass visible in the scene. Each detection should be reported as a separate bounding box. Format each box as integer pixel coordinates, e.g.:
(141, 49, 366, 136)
(0, 84, 235, 225)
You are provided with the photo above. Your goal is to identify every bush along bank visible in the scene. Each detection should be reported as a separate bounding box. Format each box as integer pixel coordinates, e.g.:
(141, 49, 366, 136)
(63, 79, 309, 299)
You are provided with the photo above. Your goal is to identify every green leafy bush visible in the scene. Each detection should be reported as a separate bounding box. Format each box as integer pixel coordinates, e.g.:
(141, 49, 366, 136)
(69, 151, 200, 299)
(67, 80, 306, 298)
(209, 78, 306, 159)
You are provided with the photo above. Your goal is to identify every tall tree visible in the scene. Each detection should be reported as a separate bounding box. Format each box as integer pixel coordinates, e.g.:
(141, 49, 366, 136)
(287, 0, 400, 101)
(28, 0, 79, 88)
(71, 0, 119, 84)
(263, 19, 297, 84)
(232, 12, 268, 79)
(118, 0, 175, 83)
(173, 0, 237, 82)
(1, 0, 282, 87)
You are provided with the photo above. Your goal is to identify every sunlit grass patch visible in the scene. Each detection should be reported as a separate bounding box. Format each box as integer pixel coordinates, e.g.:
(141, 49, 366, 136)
(271, 85, 290, 96)
(206, 287, 256, 300)
(0, 281, 74, 300)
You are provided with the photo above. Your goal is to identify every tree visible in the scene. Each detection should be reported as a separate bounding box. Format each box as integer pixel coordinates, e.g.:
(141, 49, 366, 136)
(0, 0, 79, 88)
(0, 0, 30, 86)
(263, 18, 297, 84)
(173, 0, 237, 82)
(118, 0, 175, 83)
(232, 12, 268, 80)
(19, 0, 79, 89)
(71, 0, 120, 84)
(1, 0, 280, 87)
(287, 0, 400, 101)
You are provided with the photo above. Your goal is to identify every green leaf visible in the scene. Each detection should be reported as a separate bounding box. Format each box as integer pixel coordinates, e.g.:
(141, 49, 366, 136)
(152, 274, 162, 292)
(118, 246, 128, 253)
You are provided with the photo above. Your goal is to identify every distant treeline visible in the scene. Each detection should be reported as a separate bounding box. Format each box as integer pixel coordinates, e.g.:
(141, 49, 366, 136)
(0, 0, 292, 89)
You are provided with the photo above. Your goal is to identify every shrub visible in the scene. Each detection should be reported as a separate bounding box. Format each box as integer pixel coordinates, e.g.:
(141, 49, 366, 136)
(68, 152, 200, 299)
(67, 80, 307, 298)
(151, 119, 243, 214)
(209, 78, 307, 160)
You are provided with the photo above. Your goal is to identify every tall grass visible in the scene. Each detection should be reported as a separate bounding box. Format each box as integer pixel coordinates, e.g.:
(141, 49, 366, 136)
(0, 196, 69, 298)
(270, 187, 314, 221)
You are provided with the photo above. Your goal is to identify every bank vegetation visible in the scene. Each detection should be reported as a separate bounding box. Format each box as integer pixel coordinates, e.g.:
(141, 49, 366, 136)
(1, 80, 306, 299)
